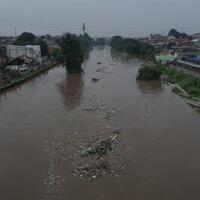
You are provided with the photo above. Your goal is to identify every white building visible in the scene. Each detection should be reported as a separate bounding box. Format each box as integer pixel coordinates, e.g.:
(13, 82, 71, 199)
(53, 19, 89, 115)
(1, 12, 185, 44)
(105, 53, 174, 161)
(7, 45, 42, 63)
(191, 39, 200, 47)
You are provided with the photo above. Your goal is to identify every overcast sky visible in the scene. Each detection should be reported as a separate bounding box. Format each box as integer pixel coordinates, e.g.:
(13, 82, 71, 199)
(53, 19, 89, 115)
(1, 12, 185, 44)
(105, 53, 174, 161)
(0, 0, 200, 37)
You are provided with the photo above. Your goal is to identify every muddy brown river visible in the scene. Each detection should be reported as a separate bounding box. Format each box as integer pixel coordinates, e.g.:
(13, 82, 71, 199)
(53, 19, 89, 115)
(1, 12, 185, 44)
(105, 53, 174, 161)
(0, 46, 200, 200)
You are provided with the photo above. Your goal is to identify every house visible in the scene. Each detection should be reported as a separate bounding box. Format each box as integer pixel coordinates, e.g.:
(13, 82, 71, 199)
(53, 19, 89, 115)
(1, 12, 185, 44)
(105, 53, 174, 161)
(156, 51, 177, 64)
(192, 33, 200, 40)
(167, 36, 178, 45)
(178, 38, 191, 46)
(191, 39, 200, 47)
(7, 45, 26, 58)
(149, 34, 167, 49)
(7, 45, 42, 63)
(26, 45, 42, 63)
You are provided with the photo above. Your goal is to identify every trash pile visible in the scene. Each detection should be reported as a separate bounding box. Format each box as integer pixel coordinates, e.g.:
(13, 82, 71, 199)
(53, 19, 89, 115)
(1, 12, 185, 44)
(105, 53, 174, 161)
(71, 130, 125, 181)
(80, 131, 120, 159)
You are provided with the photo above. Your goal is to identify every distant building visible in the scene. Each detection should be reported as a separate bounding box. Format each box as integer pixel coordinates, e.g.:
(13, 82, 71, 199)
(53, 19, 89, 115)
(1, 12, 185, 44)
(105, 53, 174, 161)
(48, 45, 60, 56)
(7, 45, 42, 63)
(191, 39, 200, 47)
(156, 51, 177, 64)
(167, 36, 178, 45)
(192, 33, 200, 40)
(149, 34, 167, 49)
(178, 38, 191, 46)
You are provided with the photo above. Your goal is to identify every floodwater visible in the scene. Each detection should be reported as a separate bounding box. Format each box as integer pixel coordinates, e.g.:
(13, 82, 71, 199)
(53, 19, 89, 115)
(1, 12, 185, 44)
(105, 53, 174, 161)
(0, 46, 200, 200)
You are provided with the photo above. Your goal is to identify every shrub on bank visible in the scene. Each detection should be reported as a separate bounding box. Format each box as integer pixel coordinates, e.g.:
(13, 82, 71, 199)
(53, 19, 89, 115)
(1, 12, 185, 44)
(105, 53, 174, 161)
(137, 63, 164, 81)
(137, 63, 200, 98)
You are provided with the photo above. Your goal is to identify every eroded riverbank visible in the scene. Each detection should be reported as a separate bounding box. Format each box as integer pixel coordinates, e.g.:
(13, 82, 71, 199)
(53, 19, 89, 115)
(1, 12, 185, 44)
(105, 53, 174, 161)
(0, 46, 200, 200)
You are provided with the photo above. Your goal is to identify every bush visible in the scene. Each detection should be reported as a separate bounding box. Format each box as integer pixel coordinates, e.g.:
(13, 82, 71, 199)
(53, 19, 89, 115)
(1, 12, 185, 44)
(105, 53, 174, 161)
(137, 63, 164, 81)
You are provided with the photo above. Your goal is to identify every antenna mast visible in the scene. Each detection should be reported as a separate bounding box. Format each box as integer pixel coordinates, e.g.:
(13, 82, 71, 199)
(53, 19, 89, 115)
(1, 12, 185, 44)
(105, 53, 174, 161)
(82, 23, 86, 35)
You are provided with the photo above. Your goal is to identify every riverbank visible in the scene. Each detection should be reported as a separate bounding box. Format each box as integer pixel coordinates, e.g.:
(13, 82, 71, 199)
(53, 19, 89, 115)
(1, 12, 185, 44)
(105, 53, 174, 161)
(137, 62, 200, 111)
(0, 62, 59, 92)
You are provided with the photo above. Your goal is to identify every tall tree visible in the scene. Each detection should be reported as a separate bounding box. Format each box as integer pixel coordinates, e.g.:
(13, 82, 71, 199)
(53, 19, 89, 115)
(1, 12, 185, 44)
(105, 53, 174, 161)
(168, 29, 180, 38)
(110, 36, 123, 50)
(37, 40, 49, 57)
(61, 33, 83, 73)
(79, 33, 93, 53)
(14, 32, 36, 46)
(168, 29, 188, 39)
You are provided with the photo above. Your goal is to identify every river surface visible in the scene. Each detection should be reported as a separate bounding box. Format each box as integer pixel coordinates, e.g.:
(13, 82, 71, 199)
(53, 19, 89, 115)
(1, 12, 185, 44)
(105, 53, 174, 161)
(0, 46, 200, 200)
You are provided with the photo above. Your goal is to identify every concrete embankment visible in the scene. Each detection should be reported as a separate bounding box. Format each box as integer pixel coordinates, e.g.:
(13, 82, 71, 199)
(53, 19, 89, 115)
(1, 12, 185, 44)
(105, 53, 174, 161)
(0, 62, 59, 92)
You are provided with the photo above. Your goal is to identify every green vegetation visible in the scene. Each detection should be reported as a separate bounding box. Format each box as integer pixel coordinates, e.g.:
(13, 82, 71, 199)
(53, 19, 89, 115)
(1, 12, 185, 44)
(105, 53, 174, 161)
(95, 38, 107, 46)
(137, 63, 200, 98)
(60, 33, 84, 73)
(165, 68, 200, 98)
(37, 40, 49, 56)
(168, 29, 188, 39)
(52, 48, 63, 62)
(14, 32, 36, 45)
(79, 33, 94, 53)
(137, 63, 164, 81)
(53, 33, 93, 73)
(110, 35, 156, 58)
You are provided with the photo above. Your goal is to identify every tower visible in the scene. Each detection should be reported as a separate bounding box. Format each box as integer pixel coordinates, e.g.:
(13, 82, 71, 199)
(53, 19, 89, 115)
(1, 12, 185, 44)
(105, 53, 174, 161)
(82, 23, 86, 35)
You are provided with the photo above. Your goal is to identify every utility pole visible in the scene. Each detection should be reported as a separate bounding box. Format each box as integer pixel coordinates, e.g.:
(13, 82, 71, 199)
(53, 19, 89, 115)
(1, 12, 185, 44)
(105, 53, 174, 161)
(82, 23, 86, 35)
(14, 27, 17, 38)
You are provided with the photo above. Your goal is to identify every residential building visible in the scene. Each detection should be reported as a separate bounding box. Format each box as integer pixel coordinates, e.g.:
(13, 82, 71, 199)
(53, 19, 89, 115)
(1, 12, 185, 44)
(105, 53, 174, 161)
(191, 39, 200, 47)
(7, 45, 42, 63)
(149, 34, 167, 49)
(156, 51, 177, 64)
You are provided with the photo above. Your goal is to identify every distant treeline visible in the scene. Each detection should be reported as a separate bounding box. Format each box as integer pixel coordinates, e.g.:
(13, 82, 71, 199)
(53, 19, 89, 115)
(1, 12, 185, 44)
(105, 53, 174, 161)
(110, 36, 156, 58)
(79, 33, 94, 53)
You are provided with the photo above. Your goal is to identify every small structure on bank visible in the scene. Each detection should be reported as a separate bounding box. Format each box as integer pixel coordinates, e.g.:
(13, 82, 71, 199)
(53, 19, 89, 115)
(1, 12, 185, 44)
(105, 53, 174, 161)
(156, 50, 177, 64)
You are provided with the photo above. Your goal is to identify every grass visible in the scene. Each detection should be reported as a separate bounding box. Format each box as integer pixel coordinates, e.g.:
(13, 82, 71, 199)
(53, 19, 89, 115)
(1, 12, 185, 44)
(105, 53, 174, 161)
(165, 68, 200, 98)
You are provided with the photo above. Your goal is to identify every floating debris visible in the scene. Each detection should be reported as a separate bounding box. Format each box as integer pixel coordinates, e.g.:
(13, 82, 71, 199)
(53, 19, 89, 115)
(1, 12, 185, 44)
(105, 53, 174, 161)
(80, 131, 120, 159)
(72, 130, 126, 181)
(95, 67, 111, 75)
(92, 78, 99, 82)
(43, 129, 126, 188)
(72, 161, 111, 180)
(82, 107, 98, 112)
